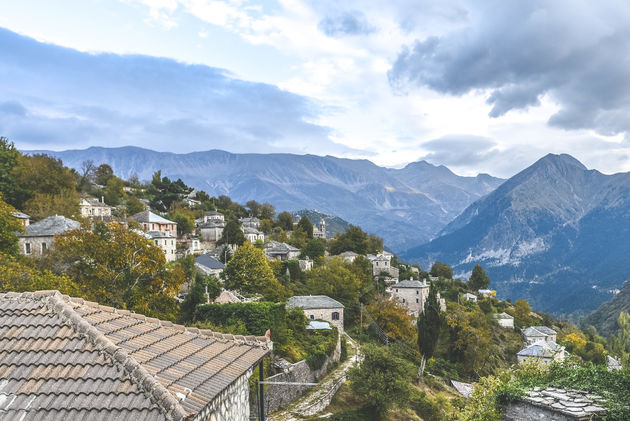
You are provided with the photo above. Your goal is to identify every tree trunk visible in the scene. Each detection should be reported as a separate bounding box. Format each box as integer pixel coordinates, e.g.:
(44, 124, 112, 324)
(418, 355, 426, 381)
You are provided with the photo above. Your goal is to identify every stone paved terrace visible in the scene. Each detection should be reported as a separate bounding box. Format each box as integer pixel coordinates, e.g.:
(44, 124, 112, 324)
(503, 387, 608, 420)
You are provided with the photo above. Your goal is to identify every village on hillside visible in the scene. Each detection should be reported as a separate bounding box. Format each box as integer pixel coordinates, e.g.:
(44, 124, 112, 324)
(1, 140, 629, 421)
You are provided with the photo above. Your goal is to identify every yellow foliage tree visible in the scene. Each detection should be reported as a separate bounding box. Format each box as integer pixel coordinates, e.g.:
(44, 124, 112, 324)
(49, 222, 183, 320)
(366, 295, 415, 340)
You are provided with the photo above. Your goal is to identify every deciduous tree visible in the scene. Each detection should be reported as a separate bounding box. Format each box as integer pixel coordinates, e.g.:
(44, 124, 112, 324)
(297, 216, 314, 239)
(0, 195, 23, 256)
(348, 344, 415, 419)
(223, 242, 285, 301)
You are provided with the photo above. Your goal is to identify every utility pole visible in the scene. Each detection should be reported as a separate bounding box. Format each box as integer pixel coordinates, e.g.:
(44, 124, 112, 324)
(258, 361, 265, 421)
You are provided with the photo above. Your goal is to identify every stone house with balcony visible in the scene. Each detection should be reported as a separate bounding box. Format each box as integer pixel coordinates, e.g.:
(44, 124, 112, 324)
(130, 210, 177, 235)
(242, 226, 265, 243)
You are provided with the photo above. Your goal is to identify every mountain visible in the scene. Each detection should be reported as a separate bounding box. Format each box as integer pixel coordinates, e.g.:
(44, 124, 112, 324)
(581, 280, 630, 337)
(28, 146, 503, 252)
(289, 210, 351, 238)
(403, 153, 630, 316)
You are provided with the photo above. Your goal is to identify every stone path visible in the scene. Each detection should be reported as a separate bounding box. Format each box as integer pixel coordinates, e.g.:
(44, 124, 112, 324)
(269, 335, 358, 421)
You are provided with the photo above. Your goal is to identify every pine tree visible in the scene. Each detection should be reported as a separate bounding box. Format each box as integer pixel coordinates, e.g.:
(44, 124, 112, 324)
(417, 281, 442, 380)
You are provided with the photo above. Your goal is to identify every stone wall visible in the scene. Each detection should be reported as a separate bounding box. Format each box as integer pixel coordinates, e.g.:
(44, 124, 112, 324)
(195, 368, 253, 421)
(253, 336, 341, 415)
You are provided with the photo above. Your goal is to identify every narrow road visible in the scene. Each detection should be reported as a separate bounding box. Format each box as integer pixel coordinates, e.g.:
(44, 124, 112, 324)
(269, 334, 358, 420)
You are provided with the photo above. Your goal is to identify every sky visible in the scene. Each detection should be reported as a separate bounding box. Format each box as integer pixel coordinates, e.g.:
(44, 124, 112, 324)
(2, 0, 630, 178)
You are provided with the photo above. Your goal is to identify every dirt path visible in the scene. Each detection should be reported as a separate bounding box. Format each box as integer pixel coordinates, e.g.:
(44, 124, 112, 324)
(269, 334, 358, 420)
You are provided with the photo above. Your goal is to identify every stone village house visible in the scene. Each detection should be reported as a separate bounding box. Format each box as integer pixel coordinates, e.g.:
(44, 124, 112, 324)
(17, 215, 80, 256)
(286, 295, 344, 334)
(0, 290, 272, 420)
(388, 279, 446, 317)
(131, 210, 177, 235)
(79, 197, 112, 220)
(517, 326, 565, 364)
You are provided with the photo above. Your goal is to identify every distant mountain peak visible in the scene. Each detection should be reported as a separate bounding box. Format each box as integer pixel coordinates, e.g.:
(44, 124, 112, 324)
(534, 153, 587, 171)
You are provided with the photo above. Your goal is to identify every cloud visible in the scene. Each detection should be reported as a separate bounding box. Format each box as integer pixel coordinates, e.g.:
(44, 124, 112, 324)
(0, 27, 360, 155)
(420, 135, 498, 168)
(318, 11, 375, 37)
(388, 0, 630, 137)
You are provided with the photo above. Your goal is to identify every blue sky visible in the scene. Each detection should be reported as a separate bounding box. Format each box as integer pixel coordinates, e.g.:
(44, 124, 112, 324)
(2, 0, 630, 177)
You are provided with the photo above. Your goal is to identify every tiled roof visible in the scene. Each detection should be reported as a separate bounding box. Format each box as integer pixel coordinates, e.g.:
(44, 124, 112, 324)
(517, 341, 563, 357)
(12, 211, 30, 219)
(495, 312, 514, 320)
(394, 280, 428, 289)
(0, 291, 271, 420)
(286, 295, 344, 310)
(523, 326, 556, 337)
(80, 198, 111, 208)
(195, 255, 225, 270)
(203, 211, 223, 217)
(131, 210, 176, 225)
(18, 216, 80, 237)
(264, 241, 299, 253)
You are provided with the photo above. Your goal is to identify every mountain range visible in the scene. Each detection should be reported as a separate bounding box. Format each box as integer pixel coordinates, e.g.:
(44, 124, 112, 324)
(403, 154, 630, 316)
(29, 146, 503, 251)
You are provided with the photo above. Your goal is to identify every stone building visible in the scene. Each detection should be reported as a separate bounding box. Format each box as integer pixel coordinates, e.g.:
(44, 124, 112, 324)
(198, 220, 225, 242)
(130, 210, 177, 235)
(494, 312, 515, 329)
(522, 326, 557, 345)
(17, 215, 80, 256)
(243, 226, 265, 243)
(0, 290, 272, 420)
(286, 295, 344, 334)
(313, 219, 327, 239)
(79, 197, 112, 220)
(240, 217, 260, 229)
(389, 279, 430, 316)
(517, 341, 565, 364)
(146, 231, 177, 262)
(369, 253, 399, 278)
(264, 241, 300, 261)
(463, 292, 478, 302)
(338, 251, 358, 263)
(202, 210, 224, 223)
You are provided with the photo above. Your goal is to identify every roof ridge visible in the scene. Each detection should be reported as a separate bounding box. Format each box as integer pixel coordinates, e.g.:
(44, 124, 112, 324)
(19, 291, 189, 421)
(66, 296, 271, 350)
(0, 291, 271, 350)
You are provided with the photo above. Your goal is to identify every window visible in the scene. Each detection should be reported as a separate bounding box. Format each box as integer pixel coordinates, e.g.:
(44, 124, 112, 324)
(41, 243, 47, 252)
(396, 289, 398, 292)
(24, 243, 31, 255)
(310, 315, 315, 320)
(402, 299, 405, 303)
(416, 290, 419, 294)
(332, 312, 339, 320)
(416, 299, 419, 303)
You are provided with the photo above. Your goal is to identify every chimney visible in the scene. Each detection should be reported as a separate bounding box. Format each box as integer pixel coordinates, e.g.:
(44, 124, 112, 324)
(101, 196, 104, 203)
